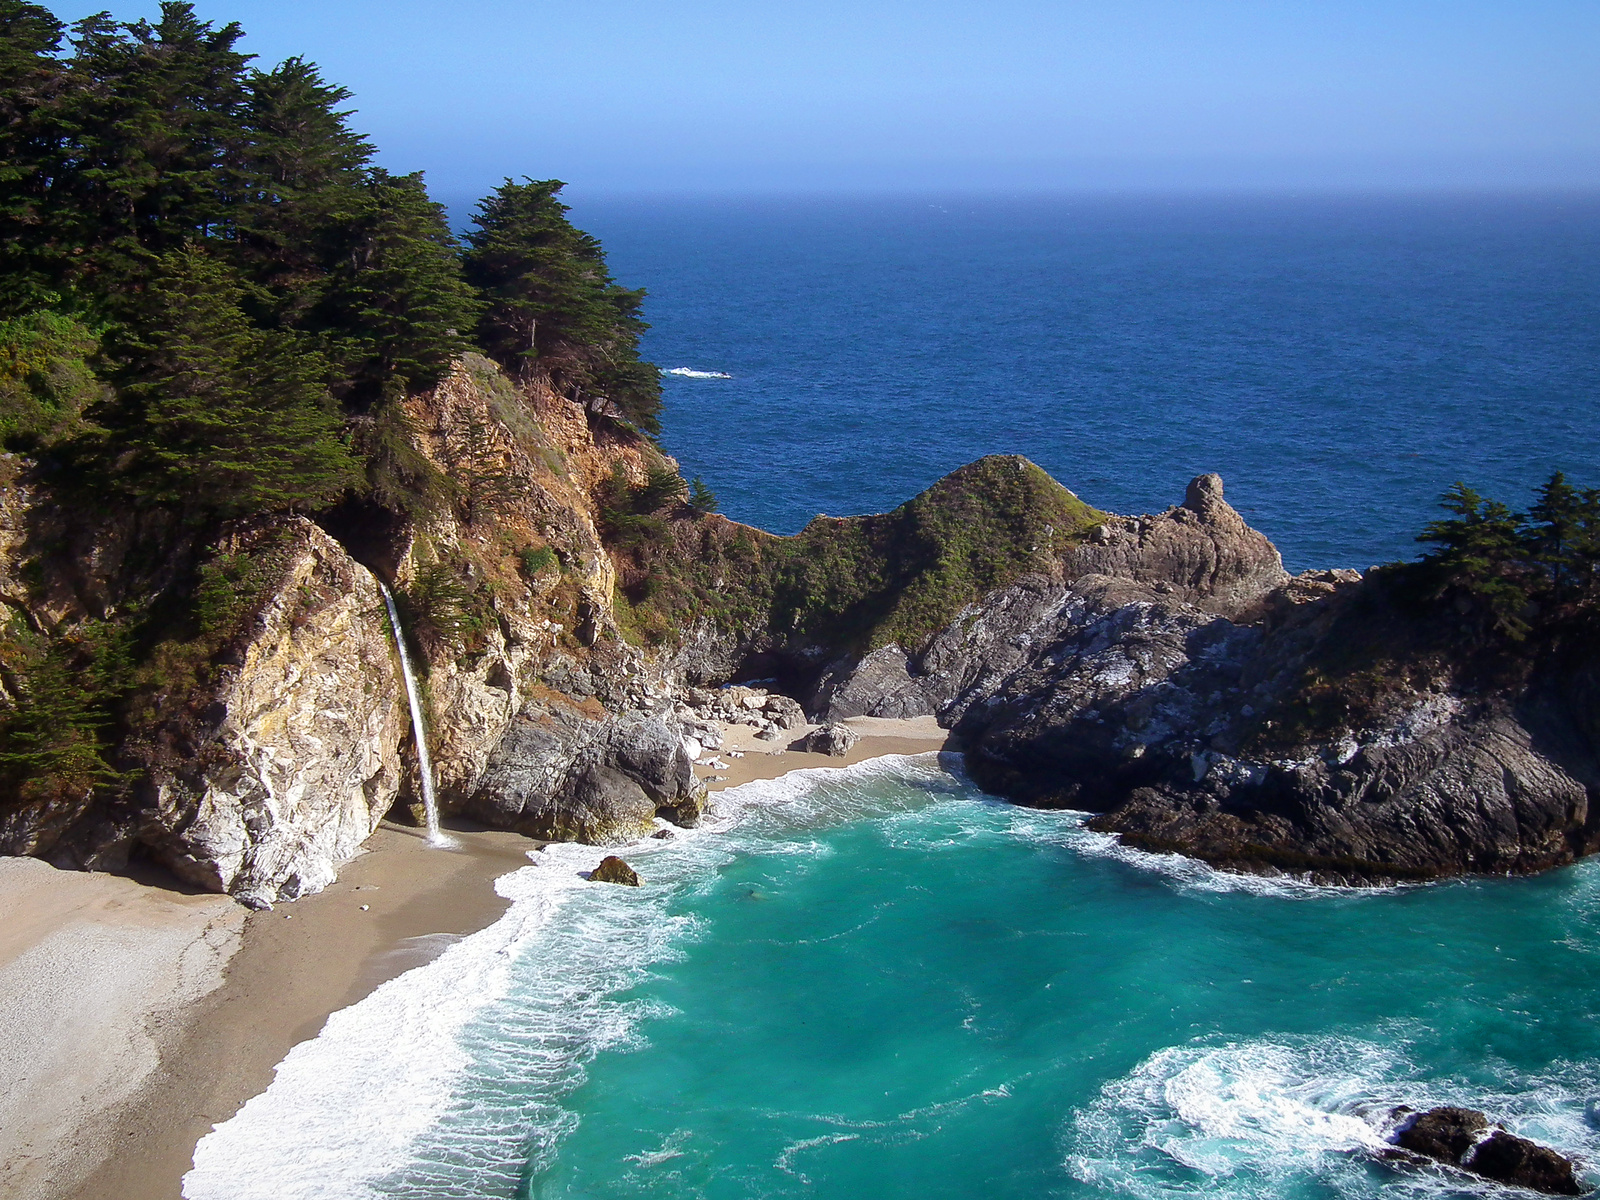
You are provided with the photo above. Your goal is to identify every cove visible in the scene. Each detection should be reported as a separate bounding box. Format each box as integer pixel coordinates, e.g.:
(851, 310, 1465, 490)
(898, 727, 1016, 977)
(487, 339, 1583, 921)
(189, 756, 1600, 1200)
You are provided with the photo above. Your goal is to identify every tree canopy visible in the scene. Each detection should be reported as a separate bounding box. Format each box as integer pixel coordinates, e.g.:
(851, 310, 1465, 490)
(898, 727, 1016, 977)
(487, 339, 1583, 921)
(464, 178, 661, 433)
(0, 0, 659, 517)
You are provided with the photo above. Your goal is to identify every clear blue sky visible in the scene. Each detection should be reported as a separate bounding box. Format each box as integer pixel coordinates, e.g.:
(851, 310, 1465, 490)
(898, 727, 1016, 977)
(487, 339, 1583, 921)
(43, 1, 1600, 200)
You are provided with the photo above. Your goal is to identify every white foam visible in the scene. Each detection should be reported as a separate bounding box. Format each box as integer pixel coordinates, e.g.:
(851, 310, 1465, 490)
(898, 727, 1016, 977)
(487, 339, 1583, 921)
(996, 805, 1408, 899)
(662, 366, 733, 379)
(183, 752, 961, 1199)
(1067, 1036, 1600, 1198)
(185, 853, 597, 1199)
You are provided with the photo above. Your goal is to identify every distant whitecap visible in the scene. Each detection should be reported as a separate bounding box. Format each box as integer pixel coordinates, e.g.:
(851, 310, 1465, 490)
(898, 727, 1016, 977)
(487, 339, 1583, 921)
(662, 367, 732, 379)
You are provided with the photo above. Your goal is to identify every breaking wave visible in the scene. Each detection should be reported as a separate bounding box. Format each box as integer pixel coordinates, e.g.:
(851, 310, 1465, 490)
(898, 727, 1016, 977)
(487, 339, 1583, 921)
(182, 752, 957, 1200)
(1067, 1036, 1600, 1199)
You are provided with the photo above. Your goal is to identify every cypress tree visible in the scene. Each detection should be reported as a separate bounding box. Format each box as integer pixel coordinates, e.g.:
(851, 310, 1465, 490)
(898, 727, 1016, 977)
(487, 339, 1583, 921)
(0, 1, 70, 315)
(313, 169, 479, 403)
(463, 178, 661, 433)
(109, 246, 358, 516)
(48, 3, 254, 307)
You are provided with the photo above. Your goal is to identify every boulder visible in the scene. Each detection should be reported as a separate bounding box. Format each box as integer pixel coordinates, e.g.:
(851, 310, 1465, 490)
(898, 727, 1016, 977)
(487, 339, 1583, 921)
(1392, 1106, 1583, 1195)
(467, 695, 705, 843)
(590, 855, 641, 886)
(802, 723, 859, 757)
(762, 694, 806, 730)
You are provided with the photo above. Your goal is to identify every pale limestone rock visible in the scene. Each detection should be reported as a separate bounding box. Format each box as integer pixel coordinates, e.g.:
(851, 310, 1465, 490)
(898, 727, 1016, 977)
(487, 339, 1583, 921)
(146, 519, 406, 906)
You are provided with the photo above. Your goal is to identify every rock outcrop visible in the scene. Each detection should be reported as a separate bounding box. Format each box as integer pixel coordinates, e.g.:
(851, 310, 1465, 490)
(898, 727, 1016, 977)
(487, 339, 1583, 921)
(1390, 1106, 1583, 1195)
(590, 855, 641, 886)
(796, 474, 1600, 885)
(137, 520, 409, 906)
(807, 472, 1286, 723)
(801, 723, 859, 756)
(950, 559, 1600, 883)
(466, 691, 702, 843)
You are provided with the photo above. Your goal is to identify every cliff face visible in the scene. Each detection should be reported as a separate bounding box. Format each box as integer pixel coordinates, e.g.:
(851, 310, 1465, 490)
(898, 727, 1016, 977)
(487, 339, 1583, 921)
(4, 360, 1598, 897)
(0, 357, 704, 904)
(138, 520, 407, 906)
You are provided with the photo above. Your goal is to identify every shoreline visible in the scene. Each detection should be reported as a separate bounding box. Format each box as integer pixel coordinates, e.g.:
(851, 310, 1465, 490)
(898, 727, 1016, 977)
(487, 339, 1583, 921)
(16, 718, 950, 1200)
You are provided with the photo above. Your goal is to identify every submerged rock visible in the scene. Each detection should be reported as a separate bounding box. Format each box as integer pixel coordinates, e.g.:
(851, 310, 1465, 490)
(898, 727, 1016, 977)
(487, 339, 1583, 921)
(1391, 1106, 1584, 1195)
(590, 855, 641, 886)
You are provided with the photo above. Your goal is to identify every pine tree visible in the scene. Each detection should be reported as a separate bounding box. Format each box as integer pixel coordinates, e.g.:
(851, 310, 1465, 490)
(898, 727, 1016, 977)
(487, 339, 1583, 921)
(48, 3, 254, 307)
(0, 2, 70, 315)
(1526, 471, 1600, 601)
(233, 57, 374, 326)
(313, 169, 479, 403)
(1418, 482, 1534, 638)
(109, 246, 358, 516)
(463, 178, 661, 433)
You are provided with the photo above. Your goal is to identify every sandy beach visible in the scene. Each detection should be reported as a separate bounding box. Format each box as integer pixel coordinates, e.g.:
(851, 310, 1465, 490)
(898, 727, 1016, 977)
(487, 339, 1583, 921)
(2, 718, 950, 1200)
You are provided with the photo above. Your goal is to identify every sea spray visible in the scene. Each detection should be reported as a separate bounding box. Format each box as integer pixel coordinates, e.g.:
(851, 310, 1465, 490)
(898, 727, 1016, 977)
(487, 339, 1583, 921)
(377, 580, 445, 845)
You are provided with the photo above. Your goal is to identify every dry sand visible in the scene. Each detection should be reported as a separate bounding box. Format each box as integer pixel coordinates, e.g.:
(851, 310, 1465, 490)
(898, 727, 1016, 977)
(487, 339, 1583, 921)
(697, 714, 952, 792)
(0, 858, 243, 1200)
(7, 720, 953, 1200)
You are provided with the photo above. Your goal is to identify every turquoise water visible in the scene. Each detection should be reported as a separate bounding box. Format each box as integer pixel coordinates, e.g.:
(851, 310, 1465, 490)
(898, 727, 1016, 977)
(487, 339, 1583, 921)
(195, 756, 1600, 1200)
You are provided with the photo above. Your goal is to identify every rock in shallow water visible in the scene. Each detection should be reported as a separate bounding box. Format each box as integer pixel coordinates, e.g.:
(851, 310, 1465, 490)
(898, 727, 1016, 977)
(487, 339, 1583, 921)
(589, 856, 641, 886)
(1392, 1106, 1583, 1195)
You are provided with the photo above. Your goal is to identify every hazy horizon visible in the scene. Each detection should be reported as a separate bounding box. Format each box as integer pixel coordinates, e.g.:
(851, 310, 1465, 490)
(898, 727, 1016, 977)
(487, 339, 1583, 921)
(39, 0, 1600, 202)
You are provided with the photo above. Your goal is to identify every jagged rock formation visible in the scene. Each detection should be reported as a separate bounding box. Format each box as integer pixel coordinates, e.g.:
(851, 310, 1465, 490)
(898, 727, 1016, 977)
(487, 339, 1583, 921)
(138, 520, 409, 906)
(783, 472, 1600, 884)
(804, 472, 1286, 721)
(1390, 1106, 1584, 1195)
(6, 351, 1600, 898)
(467, 691, 701, 842)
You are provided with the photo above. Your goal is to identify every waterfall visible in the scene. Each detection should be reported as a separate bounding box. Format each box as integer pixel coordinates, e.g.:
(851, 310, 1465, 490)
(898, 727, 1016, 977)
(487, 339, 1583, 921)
(378, 580, 446, 845)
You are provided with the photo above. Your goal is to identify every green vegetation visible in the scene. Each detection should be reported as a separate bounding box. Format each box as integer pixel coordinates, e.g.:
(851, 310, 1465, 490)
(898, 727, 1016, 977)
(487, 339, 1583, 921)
(0, 0, 656, 520)
(463, 178, 661, 433)
(688, 476, 719, 515)
(1247, 472, 1600, 753)
(518, 546, 559, 578)
(610, 455, 1105, 654)
(0, 616, 132, 804)
(0, 1, 662, 819)
(0, 311, 103, 448)
(1411, 472, 1600, 640)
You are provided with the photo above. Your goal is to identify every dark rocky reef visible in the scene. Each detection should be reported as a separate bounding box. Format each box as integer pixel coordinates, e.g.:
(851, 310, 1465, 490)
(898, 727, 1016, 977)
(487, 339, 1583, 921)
(1391, 1106, 1584, 1195)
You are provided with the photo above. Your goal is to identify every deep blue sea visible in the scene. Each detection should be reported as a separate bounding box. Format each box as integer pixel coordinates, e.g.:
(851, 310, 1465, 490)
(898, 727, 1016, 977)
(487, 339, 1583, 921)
(581, 193, 1600, 571)
(184, 196, 1600, 1199)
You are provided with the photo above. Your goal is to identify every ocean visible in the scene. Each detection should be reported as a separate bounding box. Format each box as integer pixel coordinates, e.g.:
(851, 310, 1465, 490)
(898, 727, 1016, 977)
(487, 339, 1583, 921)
(592, 193, 1600, 571)
(187, 195, 1600, 1198)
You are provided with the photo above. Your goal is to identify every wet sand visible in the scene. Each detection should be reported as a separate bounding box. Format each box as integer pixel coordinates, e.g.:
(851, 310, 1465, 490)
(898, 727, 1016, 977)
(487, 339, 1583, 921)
(72, 824, 531, 1200)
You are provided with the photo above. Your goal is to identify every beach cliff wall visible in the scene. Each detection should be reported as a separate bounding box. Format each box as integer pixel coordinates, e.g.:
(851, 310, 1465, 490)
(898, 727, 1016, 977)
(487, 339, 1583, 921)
(3, 354, 1599, 898)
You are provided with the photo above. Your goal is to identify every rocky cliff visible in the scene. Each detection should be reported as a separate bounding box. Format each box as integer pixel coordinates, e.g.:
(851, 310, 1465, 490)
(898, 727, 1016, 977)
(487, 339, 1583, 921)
(0, 357, 705, 904)
(4, 355, 1598, 898)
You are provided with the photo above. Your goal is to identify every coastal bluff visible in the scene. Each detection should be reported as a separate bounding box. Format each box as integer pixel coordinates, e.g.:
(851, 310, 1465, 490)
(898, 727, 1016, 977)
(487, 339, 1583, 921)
(3, 353, 1599, 898)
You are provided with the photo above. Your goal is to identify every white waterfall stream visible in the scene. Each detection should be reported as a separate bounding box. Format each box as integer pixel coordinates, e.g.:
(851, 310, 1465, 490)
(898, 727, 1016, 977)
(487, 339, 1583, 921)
(378, 581, 447, 845)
